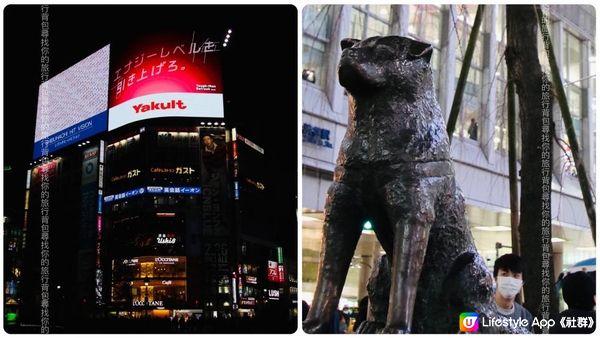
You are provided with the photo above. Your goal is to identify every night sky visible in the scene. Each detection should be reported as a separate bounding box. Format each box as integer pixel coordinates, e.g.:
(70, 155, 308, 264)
(3, 5, 298, 256)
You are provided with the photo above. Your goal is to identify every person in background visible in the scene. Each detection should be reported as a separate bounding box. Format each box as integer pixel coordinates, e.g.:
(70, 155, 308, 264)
(551, 271, 595, 333)
(467, 118, 478, 141)
(353, 296, 368, 332)
(493, 253, 533, 332)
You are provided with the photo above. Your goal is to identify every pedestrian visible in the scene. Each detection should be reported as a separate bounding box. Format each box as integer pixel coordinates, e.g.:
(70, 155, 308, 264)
(467, 118, 478, 140)
(353, 296, 368, 332)
(550, 271, 595, 333)
(493, 253, 533, 332)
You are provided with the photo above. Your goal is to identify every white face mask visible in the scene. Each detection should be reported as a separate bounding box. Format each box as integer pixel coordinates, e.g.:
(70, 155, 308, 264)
(497, 276, 523, 299)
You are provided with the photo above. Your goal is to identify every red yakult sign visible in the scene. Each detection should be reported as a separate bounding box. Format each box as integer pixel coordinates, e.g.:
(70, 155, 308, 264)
(108, 33, 223, 131)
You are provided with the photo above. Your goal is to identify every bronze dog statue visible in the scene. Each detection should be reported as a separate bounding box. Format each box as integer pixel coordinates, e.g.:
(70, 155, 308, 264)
(303, 36, 505, 333)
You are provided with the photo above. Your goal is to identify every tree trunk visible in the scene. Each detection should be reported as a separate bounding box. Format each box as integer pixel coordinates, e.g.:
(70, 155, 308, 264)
(505, 5, 559, 327)
(507, 80, 520, 255)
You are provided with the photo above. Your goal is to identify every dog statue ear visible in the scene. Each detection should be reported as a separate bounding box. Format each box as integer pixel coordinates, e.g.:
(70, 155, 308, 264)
(407, 40, 433, 63)
(341, 38, 360, 51)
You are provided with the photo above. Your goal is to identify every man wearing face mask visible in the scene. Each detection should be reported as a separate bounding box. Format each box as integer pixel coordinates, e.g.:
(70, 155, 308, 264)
(493, 253, 534, 332)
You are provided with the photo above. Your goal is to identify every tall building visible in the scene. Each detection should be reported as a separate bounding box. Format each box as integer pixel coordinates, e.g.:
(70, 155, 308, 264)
(302, 4, 596, 308)
(19, 28, 296, 329)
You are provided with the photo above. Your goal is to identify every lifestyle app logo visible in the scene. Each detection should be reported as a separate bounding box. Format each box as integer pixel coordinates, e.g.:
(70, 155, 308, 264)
(460, 312, 479, 332)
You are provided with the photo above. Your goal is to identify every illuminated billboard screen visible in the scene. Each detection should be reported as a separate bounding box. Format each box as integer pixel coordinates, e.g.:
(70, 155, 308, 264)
(108, 32, 224, 131)
(33, 45, 110, 159)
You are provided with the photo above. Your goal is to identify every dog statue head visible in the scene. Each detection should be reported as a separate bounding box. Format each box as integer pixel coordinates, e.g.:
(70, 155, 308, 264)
(338, 36, 434, 99)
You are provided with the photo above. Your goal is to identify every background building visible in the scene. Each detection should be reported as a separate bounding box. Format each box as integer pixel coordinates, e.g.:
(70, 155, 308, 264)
(302, 4, 596, 309)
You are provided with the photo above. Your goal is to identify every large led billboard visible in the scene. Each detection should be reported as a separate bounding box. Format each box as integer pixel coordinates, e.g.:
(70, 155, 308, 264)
(108, 33, 224, 131)
(33, 45, 110, 159)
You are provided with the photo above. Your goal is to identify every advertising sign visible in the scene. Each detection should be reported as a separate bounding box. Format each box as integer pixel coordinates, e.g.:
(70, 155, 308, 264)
(108, 33, 223, 131)
(278, 265, 285, 283)
(81, 146, 99, 185)
(33, 45, 110, 159)
(240, 297, 256, 306)
(267, 260, 279, 283)
(104, 186, 202, 203)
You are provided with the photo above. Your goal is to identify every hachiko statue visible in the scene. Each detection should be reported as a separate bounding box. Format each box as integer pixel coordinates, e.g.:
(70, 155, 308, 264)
(303, 36, 504, 334)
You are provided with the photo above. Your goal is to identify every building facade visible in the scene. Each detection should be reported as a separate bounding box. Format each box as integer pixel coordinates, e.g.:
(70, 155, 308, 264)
(19, 32, 296, 328)
(302, 4, 596, 308)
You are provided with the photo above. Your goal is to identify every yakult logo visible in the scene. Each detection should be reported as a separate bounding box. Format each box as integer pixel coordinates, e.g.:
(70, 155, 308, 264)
(133, 99, 187, 113)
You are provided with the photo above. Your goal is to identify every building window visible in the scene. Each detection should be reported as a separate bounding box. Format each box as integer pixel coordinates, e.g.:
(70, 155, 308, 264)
(408, 5, 442, 96)
(563, 30, 583, 143)
(303, 5, 333, 87)
(494, 77, 508, 152)
(349, 5, 391, 40)
(409, 5, 441, 45)
(454, 5, 484, 141)
(493, 62, 522, 160)
(560, 30, 584, 176)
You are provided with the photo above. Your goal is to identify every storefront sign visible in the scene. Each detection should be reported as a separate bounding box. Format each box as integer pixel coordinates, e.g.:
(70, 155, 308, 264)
(236, 132, 264, 154)
(278, 265, 285, 283)
(96, 216, 102, 238)
(302, 123, 333, 148)
(146, 186, 201, 194)
(110, 169, 141, 182)
(98, 164, 104, 189)
(156, 212, 176, 217)
(246, 178, 265, 190)
(155, 257, 179, 264)
(104, 186, 202, 203)
(133, 300, 163, 307)
(156, 233, 176, 244)
(232, 277, 237, 304)
(240, 298, 256, 306)
(161, 280, 172, 285)
(122, 258, 139, 265)
(268, 289, 280, 300)
(97, 190, 103, 214)
(267, 260, 279, 283)
(245, 276, 257, 284)
(99, 140, 105, 163)
(103, 187, 146, 203)
(150, 167, 196, 175)
(82, 146, 99, 185)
